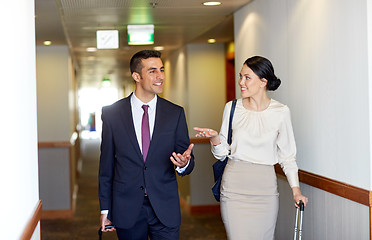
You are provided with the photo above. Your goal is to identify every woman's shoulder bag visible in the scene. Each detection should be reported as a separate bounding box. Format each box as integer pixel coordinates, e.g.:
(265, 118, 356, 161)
(211, 99, 237, 202)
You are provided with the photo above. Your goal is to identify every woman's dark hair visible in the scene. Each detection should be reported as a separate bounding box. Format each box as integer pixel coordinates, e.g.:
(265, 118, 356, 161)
(244, 56, 281, 91)
(130, 50, 162, 74)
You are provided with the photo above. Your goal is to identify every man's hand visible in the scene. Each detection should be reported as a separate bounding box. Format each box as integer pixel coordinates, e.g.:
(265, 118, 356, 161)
(100, 213, 116, 232)
(170, 143, 194, 168)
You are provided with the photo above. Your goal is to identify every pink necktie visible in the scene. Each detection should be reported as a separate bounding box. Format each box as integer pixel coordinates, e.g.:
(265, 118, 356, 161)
(141, 105, 150, 161)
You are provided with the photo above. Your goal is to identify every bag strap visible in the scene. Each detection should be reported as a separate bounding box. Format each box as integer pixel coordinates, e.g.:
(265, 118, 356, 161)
(227, 99, 237, 145)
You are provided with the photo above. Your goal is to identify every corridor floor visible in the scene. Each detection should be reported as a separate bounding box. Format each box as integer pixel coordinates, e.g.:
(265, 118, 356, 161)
(40, 137, 227, 240)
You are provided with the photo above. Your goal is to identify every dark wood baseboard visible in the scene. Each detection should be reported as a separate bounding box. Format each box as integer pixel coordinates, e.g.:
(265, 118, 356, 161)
(180, 195, 220, 215)
(38, 141, 71, 148)
(190, 137, 210, 144)
(188, 205, 221, 215)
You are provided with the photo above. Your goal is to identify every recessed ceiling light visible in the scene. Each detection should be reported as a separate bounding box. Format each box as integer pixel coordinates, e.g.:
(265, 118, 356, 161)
(208, 38, 216, 43)
(203, 1, 222, 6)
(86, 47, 97, 52)
(43, 40, 52, 46)
(102, 76, 111, 87)
(154, 46, 164, 51)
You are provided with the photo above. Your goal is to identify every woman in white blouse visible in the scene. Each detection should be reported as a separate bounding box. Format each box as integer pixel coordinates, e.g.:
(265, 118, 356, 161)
(194, 56, 308, 240)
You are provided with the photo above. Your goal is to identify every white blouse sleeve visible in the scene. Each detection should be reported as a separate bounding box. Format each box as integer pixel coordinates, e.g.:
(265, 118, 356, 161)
(277, 107, 299, 188)
(211, 101, 231, 161)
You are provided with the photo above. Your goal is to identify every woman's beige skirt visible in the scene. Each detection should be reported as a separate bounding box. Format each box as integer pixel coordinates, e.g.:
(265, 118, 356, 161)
(220, 159, 279, 240)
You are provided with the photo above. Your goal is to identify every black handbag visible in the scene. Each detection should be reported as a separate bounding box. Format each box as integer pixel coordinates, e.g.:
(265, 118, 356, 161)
(211, 99, 237, 202)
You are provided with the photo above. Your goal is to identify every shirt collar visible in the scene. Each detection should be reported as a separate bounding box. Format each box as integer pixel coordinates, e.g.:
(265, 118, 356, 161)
(131, 92, 157, 112)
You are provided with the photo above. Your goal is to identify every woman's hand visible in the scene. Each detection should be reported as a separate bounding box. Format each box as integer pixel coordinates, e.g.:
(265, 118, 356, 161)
(292, 186, 308, 208)
(193, 127, 221, 146)
(193, 127, 218, 138)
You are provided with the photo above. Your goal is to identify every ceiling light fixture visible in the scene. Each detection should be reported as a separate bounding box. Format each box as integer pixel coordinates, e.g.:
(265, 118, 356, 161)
(154, 46, 164, 51)
(150, 2, 157, 8)
(102, 76, 111, 87)
(86, 47, 97, 52)
(127, 25, 154, 45)
(203, 1, 222, 6)
(208, 38, 216, 43)
(43, 40, 52, 46)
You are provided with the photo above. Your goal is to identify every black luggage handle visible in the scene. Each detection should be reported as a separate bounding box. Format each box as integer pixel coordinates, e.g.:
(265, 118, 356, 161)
(298, 200, 304, 211)
(98, 228, 102, 240)
(294, 200, 304, 240)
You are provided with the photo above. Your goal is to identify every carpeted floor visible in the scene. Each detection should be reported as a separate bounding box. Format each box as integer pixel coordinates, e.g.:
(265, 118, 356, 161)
(40, 137, 227, 240)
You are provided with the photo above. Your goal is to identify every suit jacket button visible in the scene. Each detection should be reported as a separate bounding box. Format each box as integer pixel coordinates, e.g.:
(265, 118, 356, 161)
(140, 186, 144, 190)
(144, 166, 147, 170)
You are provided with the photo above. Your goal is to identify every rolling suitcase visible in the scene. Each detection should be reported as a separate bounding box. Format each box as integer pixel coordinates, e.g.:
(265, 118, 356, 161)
(293, 201, 305, 240)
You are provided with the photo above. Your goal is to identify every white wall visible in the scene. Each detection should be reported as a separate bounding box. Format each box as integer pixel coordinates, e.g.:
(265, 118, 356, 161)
(36, 45, 75, 211)
(234, 0, 371, 238)
(36, 45, 73, 142)
(164, 47, 188, 111)
(0, 0, 40, 239)
(186, 43, 227, 205)
(186, 43, 227, 133)
(164, 43, 227, 205)
(235, 0, 370, 190)
(368, 0, 372, 190)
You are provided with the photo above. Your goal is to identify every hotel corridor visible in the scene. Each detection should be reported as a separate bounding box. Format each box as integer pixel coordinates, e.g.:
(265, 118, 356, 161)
(40, 135, 227, 240)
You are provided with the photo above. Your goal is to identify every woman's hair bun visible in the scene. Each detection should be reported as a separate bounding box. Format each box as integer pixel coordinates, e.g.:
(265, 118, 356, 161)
(267, 77, 281, 91)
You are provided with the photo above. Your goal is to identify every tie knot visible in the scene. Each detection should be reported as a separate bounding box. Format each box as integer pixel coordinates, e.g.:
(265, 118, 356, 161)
(142, 105, 149, 113)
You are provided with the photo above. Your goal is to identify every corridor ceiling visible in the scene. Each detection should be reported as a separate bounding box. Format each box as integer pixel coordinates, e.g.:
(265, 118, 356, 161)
(35, 0, 253, 88)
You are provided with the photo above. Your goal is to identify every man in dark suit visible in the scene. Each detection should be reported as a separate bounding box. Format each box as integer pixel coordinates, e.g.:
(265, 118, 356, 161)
(99, 50, 195, 240)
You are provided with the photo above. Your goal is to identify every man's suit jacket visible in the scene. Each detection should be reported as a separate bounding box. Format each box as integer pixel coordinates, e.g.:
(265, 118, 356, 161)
(99, 94, 194, 229)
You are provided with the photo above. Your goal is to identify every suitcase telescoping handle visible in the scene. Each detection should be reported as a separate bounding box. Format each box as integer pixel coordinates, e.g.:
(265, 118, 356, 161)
(98, 228, 102, 240)
(293, 200, 304, 240)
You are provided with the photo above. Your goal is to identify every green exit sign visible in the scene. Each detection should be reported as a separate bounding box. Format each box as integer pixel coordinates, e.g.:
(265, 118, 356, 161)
(127, 25, 154, 45)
